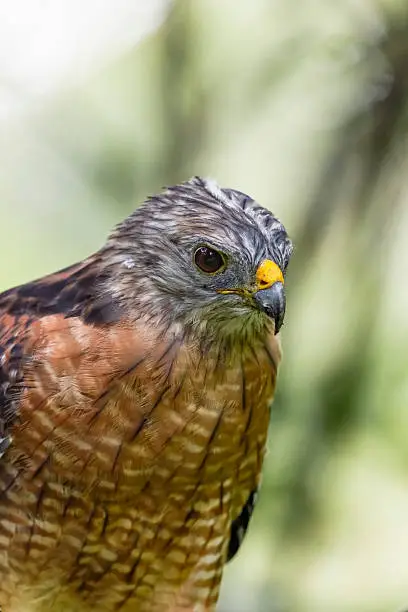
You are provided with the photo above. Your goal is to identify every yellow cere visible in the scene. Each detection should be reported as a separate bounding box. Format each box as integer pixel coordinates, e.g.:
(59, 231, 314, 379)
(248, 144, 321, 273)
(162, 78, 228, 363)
(256, 259, 284, 290)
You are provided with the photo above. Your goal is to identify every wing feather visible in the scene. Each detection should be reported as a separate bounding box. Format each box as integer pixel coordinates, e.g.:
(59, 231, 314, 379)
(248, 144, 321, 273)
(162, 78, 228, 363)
(227, 488, 259, 561)
(0, 259, 145, 477)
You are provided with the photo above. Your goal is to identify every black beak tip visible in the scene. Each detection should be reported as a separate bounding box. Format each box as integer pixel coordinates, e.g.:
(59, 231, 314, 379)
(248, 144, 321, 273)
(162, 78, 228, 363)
(254, 282, 286, 334)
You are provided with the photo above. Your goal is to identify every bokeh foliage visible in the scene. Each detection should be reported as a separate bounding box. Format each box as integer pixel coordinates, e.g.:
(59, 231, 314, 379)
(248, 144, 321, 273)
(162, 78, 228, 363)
(1, 1, 408, 611)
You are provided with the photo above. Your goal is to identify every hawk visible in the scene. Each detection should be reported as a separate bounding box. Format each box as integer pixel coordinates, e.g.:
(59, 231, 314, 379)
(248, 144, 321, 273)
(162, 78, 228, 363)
(0, 177, 292, 611)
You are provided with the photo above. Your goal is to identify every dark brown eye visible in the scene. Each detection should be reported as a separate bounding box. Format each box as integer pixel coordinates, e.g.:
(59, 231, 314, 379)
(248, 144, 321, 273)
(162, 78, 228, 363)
(194, 246, 225, 274)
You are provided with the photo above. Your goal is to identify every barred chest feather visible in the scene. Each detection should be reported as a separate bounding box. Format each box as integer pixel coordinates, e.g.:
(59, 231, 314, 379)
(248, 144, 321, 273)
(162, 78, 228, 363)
(0, 317, 280, 612)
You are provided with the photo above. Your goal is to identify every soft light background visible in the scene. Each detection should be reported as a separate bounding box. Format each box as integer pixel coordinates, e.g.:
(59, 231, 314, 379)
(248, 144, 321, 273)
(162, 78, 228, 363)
(1, 1, 407, 611)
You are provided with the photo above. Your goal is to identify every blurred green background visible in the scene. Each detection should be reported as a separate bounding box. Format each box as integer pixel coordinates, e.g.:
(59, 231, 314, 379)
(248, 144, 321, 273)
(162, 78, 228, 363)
(1, 1, 408, 611)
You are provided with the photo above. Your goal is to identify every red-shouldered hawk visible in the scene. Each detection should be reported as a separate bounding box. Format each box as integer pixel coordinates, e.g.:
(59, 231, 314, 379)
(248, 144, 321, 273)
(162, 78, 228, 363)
(0, 177, 292, 611)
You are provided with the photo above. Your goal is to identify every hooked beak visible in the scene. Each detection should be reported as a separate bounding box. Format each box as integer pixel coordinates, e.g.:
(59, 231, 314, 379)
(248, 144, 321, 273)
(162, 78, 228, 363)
(253, 259, 285, 333)
(253, 281, 285, 333)
(218, 259, 286, 334)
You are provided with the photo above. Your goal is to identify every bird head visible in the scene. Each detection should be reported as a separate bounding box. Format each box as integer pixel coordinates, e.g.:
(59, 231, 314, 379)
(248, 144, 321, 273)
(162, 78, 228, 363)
(104, 177, 293, 339)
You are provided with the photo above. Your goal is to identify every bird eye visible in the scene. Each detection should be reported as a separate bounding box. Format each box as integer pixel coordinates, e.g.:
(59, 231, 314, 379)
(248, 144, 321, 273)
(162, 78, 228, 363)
(194, 246, 225, 274)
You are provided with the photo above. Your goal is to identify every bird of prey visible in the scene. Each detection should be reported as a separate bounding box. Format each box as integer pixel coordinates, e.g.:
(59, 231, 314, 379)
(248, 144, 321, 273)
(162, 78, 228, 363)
(0, 177, 292, 612)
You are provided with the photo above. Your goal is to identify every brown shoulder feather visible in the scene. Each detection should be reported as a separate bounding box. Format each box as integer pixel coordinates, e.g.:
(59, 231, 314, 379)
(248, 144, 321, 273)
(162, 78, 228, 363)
(0, 257, 125, 461)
